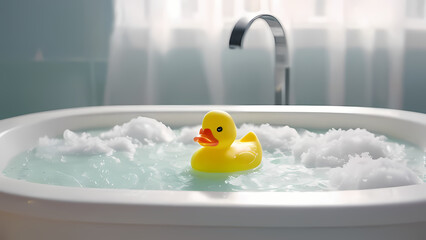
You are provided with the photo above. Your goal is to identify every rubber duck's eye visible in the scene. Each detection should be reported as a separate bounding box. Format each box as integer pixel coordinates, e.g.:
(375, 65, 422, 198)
(217, 126, 223, 132)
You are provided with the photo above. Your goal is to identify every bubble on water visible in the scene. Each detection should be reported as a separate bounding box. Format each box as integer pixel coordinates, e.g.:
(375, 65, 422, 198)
(175, 125, 201, 144)
(237, 123, 300, 151)
(329, 153, 422, 190)
(37, 130, 139, 159)
(100, 116, 175, 144)
(293, 128, 405, 168)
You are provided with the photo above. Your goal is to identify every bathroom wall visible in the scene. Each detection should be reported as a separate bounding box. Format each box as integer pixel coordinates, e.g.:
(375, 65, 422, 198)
(0, 0, 425, 119)
(0, 0, 113, 119)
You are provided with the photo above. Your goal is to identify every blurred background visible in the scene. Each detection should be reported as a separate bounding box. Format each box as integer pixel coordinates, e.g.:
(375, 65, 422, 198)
(0, 0, 425, 119)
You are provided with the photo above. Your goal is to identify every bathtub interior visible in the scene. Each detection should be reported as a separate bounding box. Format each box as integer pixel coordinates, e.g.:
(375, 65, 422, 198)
(1, 105, 425, 174)
(0, 105, 425, 229)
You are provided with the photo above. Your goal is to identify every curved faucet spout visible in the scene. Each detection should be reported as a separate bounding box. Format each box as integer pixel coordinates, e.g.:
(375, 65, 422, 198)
(229, 14, 290, 105)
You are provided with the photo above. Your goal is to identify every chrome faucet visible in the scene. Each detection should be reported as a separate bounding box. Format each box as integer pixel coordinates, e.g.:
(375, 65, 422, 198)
(229, 14, 290, 105)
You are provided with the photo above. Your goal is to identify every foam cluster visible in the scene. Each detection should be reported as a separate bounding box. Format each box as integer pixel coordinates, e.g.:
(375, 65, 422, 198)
(37, 117, 175, 159)
(100, 117, 175, 144)
(293, 128, 405, 168)
(238, 123, 300, 151)
(38, 130, 136, 157)
(328, 153, 422, 190)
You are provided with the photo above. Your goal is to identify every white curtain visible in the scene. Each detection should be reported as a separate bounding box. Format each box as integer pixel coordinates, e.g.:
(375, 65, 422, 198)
(104, 0, 426, 109)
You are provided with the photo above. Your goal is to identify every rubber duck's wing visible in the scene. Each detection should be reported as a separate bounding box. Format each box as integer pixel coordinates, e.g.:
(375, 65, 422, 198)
(239, 131, 258, 142)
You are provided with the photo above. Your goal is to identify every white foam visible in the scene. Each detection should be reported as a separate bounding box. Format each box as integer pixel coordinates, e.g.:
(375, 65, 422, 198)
(100, 116, 175, 144)
(238, 124, 300, 151)
(175, 125, 201, 144)
(104, 137, 137, 155)
(293, 128, 405, 168)
(37, 130, 138, 157)
(329, 153, 422, 190)
(37, 116, 175, 158)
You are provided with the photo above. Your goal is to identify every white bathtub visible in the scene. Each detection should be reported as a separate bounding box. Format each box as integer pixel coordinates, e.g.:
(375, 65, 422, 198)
(0, 105, 425, 240)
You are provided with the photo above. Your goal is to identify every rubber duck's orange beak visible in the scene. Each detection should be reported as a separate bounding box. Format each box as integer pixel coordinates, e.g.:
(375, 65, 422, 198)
(194, 128, 218, 147)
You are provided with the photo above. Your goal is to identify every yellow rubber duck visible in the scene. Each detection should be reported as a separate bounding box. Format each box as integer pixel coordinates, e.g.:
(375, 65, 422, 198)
(191, 110, 262, 173)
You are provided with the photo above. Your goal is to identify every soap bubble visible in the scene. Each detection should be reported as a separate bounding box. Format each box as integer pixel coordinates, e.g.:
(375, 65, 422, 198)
(100, 116, 176, 144)
(293, 128, 405, 168)
(329, 153, 422, 190)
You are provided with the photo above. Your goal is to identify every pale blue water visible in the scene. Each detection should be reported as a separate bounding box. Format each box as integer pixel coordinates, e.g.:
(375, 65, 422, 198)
(4, 140, 323, 192)
(3, 126, 425, 192)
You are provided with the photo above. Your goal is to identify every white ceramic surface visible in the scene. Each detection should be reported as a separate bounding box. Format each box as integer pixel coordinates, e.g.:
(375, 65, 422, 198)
(0, 105, 425, 240)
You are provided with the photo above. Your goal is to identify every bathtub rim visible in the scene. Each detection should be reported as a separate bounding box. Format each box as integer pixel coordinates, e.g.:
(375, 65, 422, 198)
(0, 105, 425, 228)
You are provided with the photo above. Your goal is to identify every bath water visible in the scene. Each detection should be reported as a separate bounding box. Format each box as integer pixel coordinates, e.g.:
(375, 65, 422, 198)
(3, 117, 425, 192)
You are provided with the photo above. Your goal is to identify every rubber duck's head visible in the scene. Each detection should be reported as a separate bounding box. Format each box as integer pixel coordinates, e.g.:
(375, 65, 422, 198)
(194, 110, 237, 149)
